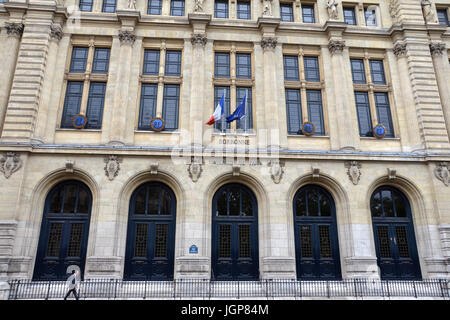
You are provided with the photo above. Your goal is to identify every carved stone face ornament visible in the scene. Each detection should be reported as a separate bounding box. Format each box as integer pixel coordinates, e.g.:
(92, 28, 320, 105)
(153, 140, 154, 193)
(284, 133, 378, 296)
(435, 162, 450, 186)
(104, 155, 121, 181)
(345, 161, 361, 185)
(0, 152, 22, 179)
(188, 162, 203, 182)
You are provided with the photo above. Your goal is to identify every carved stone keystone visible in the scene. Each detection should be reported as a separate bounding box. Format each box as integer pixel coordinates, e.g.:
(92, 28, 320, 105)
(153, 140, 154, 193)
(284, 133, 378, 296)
(104, 155, 122, 181)
(434, 162, 450, 186)
(150, 162, 159, 175)
(345, 161, 361, 185)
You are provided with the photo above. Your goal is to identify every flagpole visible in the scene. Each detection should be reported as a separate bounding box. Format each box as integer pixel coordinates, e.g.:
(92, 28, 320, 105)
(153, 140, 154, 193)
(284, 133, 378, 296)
(244, 89, 248, 133)
(222, 89, 226, 134)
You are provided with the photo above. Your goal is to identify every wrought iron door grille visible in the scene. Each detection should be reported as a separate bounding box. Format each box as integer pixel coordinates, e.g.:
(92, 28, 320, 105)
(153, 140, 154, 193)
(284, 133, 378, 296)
(7, 279, 449, 300)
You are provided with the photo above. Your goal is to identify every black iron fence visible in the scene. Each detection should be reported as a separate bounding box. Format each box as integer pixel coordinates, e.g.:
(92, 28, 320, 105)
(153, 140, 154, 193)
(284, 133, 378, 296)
(7, 278, 450, 300)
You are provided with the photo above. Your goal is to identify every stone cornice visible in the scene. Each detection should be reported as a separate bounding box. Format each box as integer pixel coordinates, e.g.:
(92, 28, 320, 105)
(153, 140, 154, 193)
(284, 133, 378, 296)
(3, 143, 450, 162)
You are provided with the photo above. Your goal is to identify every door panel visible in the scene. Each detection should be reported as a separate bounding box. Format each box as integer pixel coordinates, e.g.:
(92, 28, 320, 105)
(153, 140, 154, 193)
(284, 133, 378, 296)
(124, 182, 176, 281)
(33, 181, 92, 280)
(293, 185, 341, 280)
(212, 184, 259, 281)
(371, 186, 421, 280)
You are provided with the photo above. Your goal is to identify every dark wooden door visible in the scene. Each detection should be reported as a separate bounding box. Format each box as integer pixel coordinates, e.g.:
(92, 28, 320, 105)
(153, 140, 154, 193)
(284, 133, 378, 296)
(212, 184, 259, 280)
(124, 182, 176, 280)
(371, 186, 421, 280)
(33, 181, 92, 280)
(293, 185, 341, 280)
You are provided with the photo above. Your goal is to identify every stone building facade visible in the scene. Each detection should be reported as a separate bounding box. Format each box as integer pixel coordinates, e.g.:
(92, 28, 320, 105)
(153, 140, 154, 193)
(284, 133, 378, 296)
(0, 0, 450, 295)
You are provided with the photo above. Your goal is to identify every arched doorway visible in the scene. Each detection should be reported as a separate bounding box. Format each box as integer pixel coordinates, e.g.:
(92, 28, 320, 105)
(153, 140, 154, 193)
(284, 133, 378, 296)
(211, 183, 259, 280)
(124, 182, 176, 280)
(293, 185, 341, 280)
(370, 186, 422, 280)
(33, 180, 92, 280)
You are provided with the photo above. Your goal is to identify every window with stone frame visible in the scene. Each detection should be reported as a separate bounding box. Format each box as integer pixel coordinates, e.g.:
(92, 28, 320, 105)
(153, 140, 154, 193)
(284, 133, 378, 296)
(280, 2, 295, 22)
(301, 3, 316, 23)
(102, 0, 116, 13)
(213, 42, 254, 133)
(215, 0, 229, 18)
(170, 0, 185, 16)
(148, 0, 163, 15)
(343, 6, 357, 25)
(283, 46, 327, 136)
(137, 40, 183, 131)
(237, 0, 251, 19)
(79, 0, 93, 11)
(350, 51, 395, 138)
(61, 38, 111, 130)
(364, 5, 378, 26)
(437, 8, 450, 26)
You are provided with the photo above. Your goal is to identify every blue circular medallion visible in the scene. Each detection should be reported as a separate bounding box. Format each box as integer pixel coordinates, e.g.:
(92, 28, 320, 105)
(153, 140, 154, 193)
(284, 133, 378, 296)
(374, 124, 386, 139)
(302, 121, 316, 136)
(72, 114, 87, 129)
(150, 117, 165, 132)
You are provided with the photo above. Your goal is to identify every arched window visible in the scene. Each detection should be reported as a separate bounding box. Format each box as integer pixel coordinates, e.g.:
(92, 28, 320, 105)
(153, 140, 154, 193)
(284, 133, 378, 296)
(212, 183, 259, 280)
(33, 180, 92, 280)
(124, 182, 176, 280)
(370, 186, 421, 280)
(293, 185, 341, 280)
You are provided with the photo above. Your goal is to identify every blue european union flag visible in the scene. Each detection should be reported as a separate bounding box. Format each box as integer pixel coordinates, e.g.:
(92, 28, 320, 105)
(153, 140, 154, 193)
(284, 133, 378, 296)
(226, 95, 246, 123)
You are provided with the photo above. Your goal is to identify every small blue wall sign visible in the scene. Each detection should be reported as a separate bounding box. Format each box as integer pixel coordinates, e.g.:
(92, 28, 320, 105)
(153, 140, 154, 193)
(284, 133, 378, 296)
(302, 121, 316, 136)
(72, 114, 87, 129)
(374, 124, 386, 139)
(189, 245, 198, 254)
(150, 117, 165, 132)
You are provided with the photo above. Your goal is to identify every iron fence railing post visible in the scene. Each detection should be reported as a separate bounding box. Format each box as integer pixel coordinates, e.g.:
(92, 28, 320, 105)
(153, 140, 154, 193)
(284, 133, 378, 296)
(237, 281, 240, 300)
(299, 279, 302, 298)
(326, 281, 330, 299)
(386, 280, 390, 298)
(14, 280, 20, 300)
(353, 279, 357, 298)
(114, 279, 118, 300)
(143, 280, 147, 300)
(412, 281, 417, 298)
(45, 281, 51, 300)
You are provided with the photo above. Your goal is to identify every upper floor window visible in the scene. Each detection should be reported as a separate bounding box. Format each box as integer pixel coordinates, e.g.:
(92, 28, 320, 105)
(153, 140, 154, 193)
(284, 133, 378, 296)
(215, 0, 229, 18)
(79, 0, 93, 12)
(143, 50, 161, 75)
(138, 43, 183, 131)
(343, 6, 356, 25)
(302, 4, 315, 23)
(61, 45, 111, 129)
(102, 0, 116, 13)
(148, 0, 162, 15)
(170, 0, 185, 16)
(213, 45, 254, 132)
(364, 6, 377, 26)
(236, 53, 251, 79)
(437, 9, 449, 26)
(215, 52, 231, 78)
(280, 3, 294, 22)
(350, 55, 394, 138)
(165, 51, 182, 76)
(237, 1, 251, 19)
(283, 51, 325, 136)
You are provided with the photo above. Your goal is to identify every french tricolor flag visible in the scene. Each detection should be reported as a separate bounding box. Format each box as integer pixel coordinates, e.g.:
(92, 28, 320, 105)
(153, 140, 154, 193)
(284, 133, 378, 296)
(205, 92, 225, 125)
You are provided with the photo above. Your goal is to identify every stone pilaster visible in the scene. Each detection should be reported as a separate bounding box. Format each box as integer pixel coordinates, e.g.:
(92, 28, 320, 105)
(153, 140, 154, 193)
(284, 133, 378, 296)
(325, 22, 359, 151)
(107, 10, 140, 145)
(32, 24, 63, 143)
(0, 6, 55, 142)
(391, 41, 424, 152)
(429, 42, 450, 139)
(0, 221, 17, 281)
(257, 17, 285, 150)
(389, 3, 450, 152)
(188, 13, 211, 149)
(0, 22, 23, 137)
